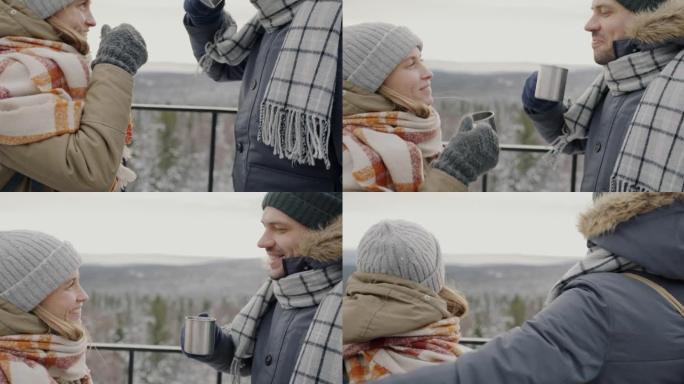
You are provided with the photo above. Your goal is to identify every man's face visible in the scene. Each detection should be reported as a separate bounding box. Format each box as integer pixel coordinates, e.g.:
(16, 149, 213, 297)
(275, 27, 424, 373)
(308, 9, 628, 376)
(584, 0, 637, 65)
(258, 207, 310, 280)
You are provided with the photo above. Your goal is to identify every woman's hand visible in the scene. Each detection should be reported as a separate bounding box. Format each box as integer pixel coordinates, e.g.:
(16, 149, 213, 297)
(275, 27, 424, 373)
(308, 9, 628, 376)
(433, 117, 500, 185)
(91, 24, 148, 76)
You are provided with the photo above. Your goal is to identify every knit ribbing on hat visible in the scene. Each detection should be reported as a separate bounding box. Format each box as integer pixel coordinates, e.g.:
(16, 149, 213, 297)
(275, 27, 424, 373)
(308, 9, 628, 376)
(343, 23, 423, 93)
(616, 0, 666, 12)
(357, 220, 444, 293)
(262, 192, 342, 230)
(0, 231, 82, 312)
(21, 0, 74, 19)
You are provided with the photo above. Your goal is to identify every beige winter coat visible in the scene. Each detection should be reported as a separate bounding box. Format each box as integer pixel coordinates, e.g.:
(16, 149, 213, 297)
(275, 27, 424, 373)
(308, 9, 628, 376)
(0, 0, 134, 191)
(342, 82, 468, 192)
(343, 272, 452, 344)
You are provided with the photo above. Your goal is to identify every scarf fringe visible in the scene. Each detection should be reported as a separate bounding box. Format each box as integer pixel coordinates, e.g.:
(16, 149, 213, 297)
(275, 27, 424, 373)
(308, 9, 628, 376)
(229, 358, 242, 384)
(259, 102, 331, 169)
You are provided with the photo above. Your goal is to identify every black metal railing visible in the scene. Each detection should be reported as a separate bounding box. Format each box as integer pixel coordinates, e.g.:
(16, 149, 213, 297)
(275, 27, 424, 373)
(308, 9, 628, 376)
(480, 144, 580, 192)
(131, 104, 238, 192)
(131, 104, 579, 192)
(90, 338, 489, 384)
(89, 342, 223, 384)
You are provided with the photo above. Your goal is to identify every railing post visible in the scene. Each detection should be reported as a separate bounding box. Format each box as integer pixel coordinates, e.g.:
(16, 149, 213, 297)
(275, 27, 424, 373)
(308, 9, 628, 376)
(571, 155, 578, 192)
(208, 112, 218, 192)
(128, 350, 135, 384)
(217, 372, 222, 384)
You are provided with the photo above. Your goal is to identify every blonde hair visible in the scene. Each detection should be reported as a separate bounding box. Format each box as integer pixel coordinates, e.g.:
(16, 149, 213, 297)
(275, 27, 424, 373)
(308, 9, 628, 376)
(46, 16, 90, 55)
(33, 305, 87, 342)
(378, 85, 432, 119)
(438, 286, 468, 317)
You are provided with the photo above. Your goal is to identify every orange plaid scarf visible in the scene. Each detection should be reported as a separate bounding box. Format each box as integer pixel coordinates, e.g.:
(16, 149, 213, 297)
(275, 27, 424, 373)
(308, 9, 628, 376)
(0, 36, 135, 191)
(343, 108, 442, 191)
(0, 334, 91, 384)
(344, 317, 462, 383)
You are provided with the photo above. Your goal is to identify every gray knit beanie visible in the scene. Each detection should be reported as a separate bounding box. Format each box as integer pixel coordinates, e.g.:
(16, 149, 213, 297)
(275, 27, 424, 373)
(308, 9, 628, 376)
(343, 23, 423, 93)
(357, 220, 444, 293)
(616, 0, 666, 12)
(21, 0, 74, 19)
(0, 230, 82, 312)
(262, 192, 342, 230)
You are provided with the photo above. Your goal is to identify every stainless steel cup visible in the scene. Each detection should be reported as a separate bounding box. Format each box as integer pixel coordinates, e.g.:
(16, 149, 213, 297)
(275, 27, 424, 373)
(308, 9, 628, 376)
(469, 111, 497, 132)
(184, 316, 216, 356)
(535, 65, 569, 102)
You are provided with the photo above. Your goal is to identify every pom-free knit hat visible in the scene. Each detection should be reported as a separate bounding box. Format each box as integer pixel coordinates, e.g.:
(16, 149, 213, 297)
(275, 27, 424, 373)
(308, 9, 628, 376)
(343, 22, 423, 93)
(357, 220, 444, 293)
(616, 0, 666, 12)
(20, 0, 75, 19)
(262, 192, 342, 230)
(0, 230, 82, 312)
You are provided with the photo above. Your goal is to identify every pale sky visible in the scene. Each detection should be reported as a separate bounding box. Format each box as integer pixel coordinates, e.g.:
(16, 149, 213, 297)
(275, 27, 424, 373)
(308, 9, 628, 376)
(344, 193, 594, 261)
(85, 0, 598, 67)
(88, 0, 261, 67)
(345, 0, 597, 66)
(0, 193, 267, 260)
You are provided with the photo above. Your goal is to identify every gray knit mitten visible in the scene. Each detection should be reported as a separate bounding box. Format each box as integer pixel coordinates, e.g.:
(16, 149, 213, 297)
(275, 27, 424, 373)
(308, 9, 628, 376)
(434, 116, 500, 185)
(91, 24, 148, 75)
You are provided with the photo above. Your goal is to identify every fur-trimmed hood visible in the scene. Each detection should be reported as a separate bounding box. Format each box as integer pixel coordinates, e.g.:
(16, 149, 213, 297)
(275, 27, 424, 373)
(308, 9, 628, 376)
(579, 193, 684, 280)
(627, 0, 684, 45)
(297, 216, 342, 263)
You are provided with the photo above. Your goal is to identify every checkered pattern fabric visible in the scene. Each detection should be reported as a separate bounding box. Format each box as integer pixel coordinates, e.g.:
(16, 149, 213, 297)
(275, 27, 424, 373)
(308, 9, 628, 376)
(546, 243, 645, 304)
(227, 264, 342, 384)
(0, 36, 136, 191)
(200, 0, 341, 168)
(554, 45, 684, 191)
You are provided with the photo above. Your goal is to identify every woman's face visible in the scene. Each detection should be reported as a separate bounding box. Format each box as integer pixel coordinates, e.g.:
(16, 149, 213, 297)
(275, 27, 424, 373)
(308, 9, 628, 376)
(383, 47, 434, 106)
(39, 270, 89, 324)
(48, 0, 96, 40)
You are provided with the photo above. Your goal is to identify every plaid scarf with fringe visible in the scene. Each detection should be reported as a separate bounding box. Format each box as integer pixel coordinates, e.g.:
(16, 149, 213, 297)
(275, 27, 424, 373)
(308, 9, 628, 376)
(343, 109, 443, 192)
(554, 45, 684, 191)
(201, 0, 341, 169)
(546, 242, 645, 304)
(227, 264, 343, 384)
(344, 317, 462, 383)
(0, 36, 136, 191)
(0, 334, 91, 384)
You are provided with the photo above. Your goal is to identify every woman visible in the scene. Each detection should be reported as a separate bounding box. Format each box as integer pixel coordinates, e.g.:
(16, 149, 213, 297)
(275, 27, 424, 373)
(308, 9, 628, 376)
(342, 23, 499, 192)
(0, 0, 148, 191)
(343, 220, 468, 383)
(375, 193, 684, 384)
(0, 230, 91, 383)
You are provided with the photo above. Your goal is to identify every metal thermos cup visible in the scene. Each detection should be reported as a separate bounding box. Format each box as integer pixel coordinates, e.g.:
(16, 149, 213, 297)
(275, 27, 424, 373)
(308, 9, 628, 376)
(535, 65, 569, 102)
(469, 111, 497, 132)
(184, 316, 216, 356)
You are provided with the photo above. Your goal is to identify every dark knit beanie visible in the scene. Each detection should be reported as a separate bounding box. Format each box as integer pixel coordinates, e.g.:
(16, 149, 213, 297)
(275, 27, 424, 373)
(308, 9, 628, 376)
(616, 0, 666, 12)
(262, 192, 342, 230)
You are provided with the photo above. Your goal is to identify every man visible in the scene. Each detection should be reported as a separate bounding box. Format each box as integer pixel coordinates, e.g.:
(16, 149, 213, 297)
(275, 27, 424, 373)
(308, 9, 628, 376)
(183, 0, 342, 192)
(522, 0, 684, 192)
(375, 193, 684, 384)
(182, 192, 343, 384)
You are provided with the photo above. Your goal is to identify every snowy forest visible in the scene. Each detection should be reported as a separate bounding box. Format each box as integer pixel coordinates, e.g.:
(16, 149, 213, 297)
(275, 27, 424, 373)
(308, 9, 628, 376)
(126, 65, 599, 192)
(80, 257, 572, 383)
